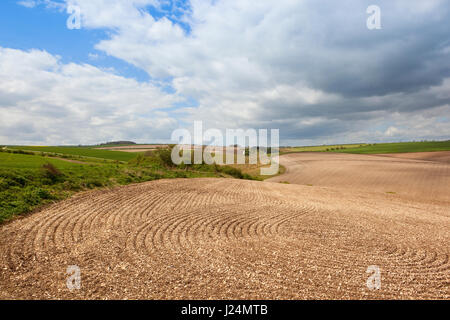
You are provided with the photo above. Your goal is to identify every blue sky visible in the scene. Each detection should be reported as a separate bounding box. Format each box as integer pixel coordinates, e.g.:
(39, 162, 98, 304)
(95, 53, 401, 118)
(0, 0, 449, 145)
(0, 0, 193, 84)
(0, 0, 161, 82)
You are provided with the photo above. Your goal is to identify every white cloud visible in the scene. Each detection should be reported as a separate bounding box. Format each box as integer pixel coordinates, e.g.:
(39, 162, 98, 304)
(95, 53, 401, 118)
(384, 126, 400, 137)
(87, 53, 99, 60)
(17, 1, 37, 8)
(0, 47, 179, 145)
(18, 0, 65, 10)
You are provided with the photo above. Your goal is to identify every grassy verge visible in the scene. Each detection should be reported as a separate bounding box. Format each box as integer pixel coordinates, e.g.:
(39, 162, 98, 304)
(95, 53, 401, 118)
(191, 151, 285, 180)
(228, 161, 286, 180)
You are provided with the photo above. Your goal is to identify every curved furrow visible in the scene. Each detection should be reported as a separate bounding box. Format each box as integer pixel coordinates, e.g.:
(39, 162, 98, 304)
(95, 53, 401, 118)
(379, 241, 450, 274)
(1, 176, 448, 299)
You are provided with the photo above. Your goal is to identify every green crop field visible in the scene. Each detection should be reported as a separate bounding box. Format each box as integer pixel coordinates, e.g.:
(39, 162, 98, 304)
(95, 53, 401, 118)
(333, 140, 450, 154)
(0, 152, 81, 169)
(281, 140, 450, 154)
(7, 146, 138, 161)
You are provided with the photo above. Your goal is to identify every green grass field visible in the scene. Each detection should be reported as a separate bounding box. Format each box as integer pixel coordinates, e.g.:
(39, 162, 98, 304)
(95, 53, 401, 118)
(333, 140, 450, 154)
(0, 152, 81, 169)
(7, 146, 137, 161)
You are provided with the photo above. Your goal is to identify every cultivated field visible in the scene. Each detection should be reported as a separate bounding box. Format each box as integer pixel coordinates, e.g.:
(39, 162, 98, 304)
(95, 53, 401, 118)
(0, 151, 449, 299)
(0, 148, 256, 223)
(377, 151, 450, 164)
(268, 152, 450, 202)
(7, 146, 138, 161)
(333, 140, 450, 154)
(280, 140, 450, 154)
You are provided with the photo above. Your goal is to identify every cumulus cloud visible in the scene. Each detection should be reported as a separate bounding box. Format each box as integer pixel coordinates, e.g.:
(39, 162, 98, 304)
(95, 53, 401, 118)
(17, 1, 37, 8)
(0, 47, 180, 145)
(4, 0, 450, 145)
(17, 0, 65, 10)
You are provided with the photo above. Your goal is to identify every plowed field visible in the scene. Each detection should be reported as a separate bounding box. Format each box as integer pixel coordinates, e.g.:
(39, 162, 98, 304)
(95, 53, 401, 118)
(268, 152, 450, 202)
(1, 160, 449, 299)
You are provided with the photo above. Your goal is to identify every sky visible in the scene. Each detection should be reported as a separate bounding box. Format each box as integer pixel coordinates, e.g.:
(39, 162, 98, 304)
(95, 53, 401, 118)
(0, 0, 449, 146)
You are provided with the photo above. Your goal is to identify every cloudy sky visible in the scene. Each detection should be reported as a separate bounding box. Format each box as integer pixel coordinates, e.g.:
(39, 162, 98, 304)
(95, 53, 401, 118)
(0, 0, 449, 146)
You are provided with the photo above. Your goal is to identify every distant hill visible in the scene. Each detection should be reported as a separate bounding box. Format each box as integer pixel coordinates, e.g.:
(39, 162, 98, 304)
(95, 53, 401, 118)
(101, 141, 136, 146)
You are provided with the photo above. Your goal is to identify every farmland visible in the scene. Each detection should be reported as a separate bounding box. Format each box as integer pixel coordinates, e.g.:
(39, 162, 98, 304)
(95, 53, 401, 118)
(0, 148, 258, 224)
(0, 143, 449, 299)
(280, 140, 450, 154)
(280, 143, 368, 153)
(0, 152, 80, 169)
(267, 151, 450, 201)
(0, 172, 448, 299)
(333, 140, 450, 154)
(7, 146, 139, 161)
